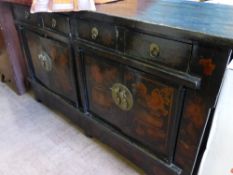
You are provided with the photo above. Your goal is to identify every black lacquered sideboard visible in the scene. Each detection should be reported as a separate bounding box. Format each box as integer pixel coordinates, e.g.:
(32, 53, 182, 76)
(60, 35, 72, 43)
(10, 1, 233, 174)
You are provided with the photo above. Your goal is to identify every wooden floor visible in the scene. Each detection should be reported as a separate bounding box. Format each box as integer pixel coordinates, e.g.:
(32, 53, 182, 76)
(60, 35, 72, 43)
(0, 82, 144, 175)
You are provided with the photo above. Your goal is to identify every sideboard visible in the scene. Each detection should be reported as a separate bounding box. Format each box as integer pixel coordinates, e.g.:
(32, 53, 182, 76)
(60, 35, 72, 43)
(1, 0, 233, 174)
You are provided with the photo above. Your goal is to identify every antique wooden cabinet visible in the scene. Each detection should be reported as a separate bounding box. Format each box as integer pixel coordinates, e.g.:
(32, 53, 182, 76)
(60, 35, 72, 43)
(11, 1, 233, 175)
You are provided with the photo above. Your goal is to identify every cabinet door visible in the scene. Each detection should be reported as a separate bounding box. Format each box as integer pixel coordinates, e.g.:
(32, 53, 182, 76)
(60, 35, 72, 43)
(81, 49, 184, 161)
(84, 53, 126, 127)
(25, 31, 77, 104)
(123, 68, 182, 159)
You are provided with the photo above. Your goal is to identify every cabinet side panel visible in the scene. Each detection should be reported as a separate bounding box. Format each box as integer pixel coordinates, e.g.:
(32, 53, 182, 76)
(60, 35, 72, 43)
(175, 44, 231, 174)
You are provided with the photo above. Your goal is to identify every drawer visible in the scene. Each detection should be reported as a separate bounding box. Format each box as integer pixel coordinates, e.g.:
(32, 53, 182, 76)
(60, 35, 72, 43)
(24, 31, 77, 105)
(80, 48, 184, 160)
(42, 14, 70, 35)
(125, 31, 192, 71)
(12, 5, 41, 26)
(75, 19, 117, 48)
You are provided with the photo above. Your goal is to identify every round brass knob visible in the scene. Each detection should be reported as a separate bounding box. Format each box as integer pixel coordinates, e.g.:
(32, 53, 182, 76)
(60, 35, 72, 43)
(91, 27, 99, 40)
(149, 43, 160, 57)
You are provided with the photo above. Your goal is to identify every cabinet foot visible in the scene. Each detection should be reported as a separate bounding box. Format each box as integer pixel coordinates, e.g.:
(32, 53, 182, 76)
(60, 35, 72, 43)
(35, 97, 42, 103)
(1, 74, 5, 82)
(84, 131, 93, 138)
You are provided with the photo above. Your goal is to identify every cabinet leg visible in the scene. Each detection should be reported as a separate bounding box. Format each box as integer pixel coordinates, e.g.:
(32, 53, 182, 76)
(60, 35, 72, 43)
(84, 131, 93, 138)
(35, 97, 42, 103)
(1, 74, 5, 82)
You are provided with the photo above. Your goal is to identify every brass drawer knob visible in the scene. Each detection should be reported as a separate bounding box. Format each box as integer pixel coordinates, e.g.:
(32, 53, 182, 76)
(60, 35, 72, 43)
(91, 27, 99, 40)
(149, 43, 160, 57)
(38, 51, 52, 72)
(51, 18, 57, 28)
(111, 83, 133, 111)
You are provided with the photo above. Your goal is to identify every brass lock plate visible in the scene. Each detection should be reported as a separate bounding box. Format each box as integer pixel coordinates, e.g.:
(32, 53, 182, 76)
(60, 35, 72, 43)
(91, 27, 99, 40)
(24, 10, 30, 19)
(51, 18, 57, 28)
(111, 83, 133, 111)
(38, 51, 52, 72)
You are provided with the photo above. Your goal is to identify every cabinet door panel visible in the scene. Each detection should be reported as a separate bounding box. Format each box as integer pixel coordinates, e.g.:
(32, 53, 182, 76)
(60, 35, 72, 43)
(123, 68, 179, 158)
(25, 31, 77, 104)
(83, 49, 183, 160)
(85, 54, 126, 127)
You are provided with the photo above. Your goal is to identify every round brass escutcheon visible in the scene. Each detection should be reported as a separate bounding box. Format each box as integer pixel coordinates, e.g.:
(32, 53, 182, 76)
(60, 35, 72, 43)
(91, 27, 99, 40)
(149, 43, 160, 57)
(111, 83, 133, 111)
(38, 51, 52, 72)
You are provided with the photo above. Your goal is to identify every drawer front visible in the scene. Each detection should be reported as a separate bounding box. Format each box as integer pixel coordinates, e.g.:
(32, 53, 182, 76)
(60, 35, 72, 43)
(75, 19, 117, 48)
(42, 14, 70, 35)
(82, 49, 183, 160)
(125, 31, 192, 71)
(25, 31, 77, 104)
(13, 5, 40, 26)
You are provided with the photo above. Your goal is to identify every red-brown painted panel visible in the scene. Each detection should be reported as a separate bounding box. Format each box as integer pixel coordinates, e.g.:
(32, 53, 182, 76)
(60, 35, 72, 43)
(25, 31, 77, 104)
(84, 52, 182, 160)
(124, 69, 176, 157)
(175, 44, 231, 174)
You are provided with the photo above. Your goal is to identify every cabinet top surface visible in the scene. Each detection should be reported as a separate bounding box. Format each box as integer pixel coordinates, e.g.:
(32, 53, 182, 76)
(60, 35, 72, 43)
(2, 0, 233, 45)
(96, 0, 233, 45)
